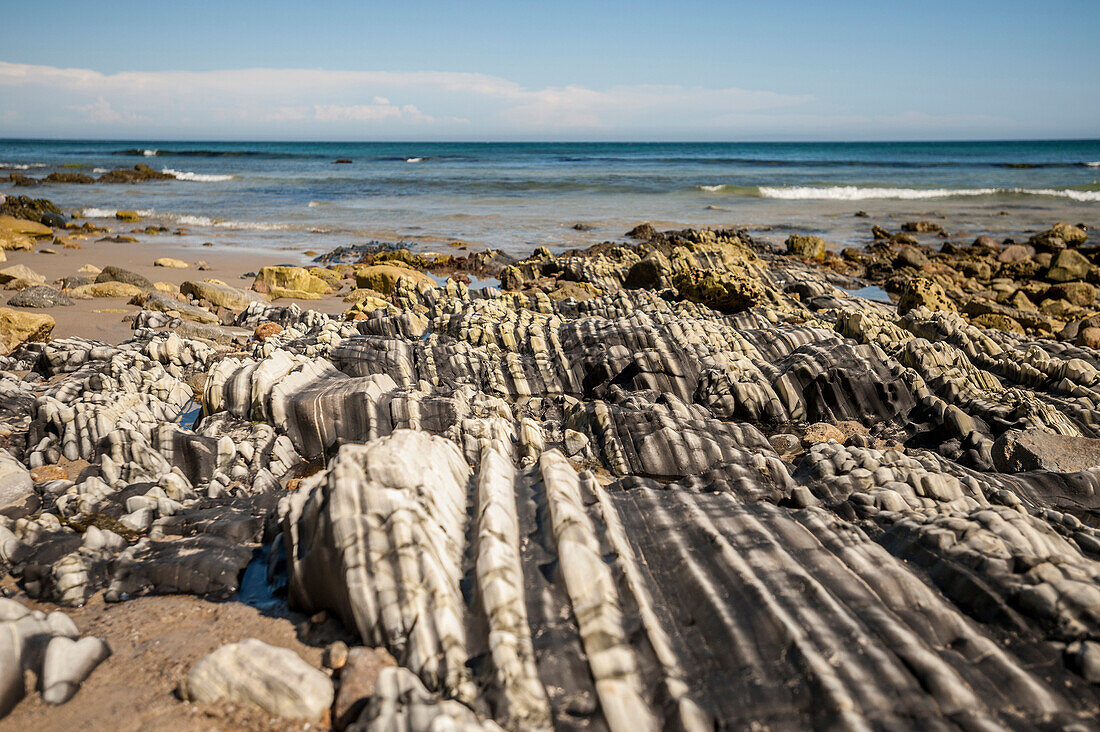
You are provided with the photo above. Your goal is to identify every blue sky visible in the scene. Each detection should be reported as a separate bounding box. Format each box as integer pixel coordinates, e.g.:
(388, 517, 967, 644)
(1, 0, 1097, 140)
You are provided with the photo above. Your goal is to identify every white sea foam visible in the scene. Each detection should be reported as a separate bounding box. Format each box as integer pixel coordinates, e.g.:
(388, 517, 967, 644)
(78, 207, 117, 218)
(142, 149, 158, 157)
(0, 163, 46, 170)
(406, 157, 424, 163)
(161, 167, 234, 182)
(698, 184, 725, 192)
(753, 185, 1100, 202)
(174, 214, 288, 231)
(93, 167, 109, 173)
(1086, 162, 1100, 168)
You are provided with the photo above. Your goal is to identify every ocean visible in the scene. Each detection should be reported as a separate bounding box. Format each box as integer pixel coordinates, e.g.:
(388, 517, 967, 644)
(2, 139, 1098, 258)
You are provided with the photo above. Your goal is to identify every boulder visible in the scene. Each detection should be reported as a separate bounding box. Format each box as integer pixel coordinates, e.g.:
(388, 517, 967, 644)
(7, 286, 72, 308)
(153, 257, 189, 269)
(894, 246, 928, 269)
(897, 278, 957, 315)
(0, 195, 60, 222)
(41, 636, 111, 704)
(971, 313, 1025, 334)
(0, 265, 46, 285)
(1077, 327, 1100, 349)
(253, 322, 283, 342)
(268, 286, 325, 301)
(354, 264, 435, 296)
(901, 221, 943, 233)
(256, 266, 330, 295)
(624, 251, 671, 289)
(991, 429, 1100, 473)
(180, 280, 267, 311)
(1033, 222, 1088, 248)
(1045, 249, 1092, 283)
(1046, 281, 1096, 308)
(142, 291, 220, 324)
(114, 210, 140, 222)
(69, 282, 145, 299)
(96, 265, 154, 291)
(785, 235, 826, 260)
(802, 423, 845, 446)
(40, 212, 67, 228)
(178, 638, 334, 721)
(97, 165, 173, 184)
(997, 244, 1034, 264)
(671, 267, 765, 313)
(0, 214, 52, 239)
(871, 225, 892, 240)
(333, 647, 397, 729)
(0, 307, 54, 353)
(0, 449, 37, 518)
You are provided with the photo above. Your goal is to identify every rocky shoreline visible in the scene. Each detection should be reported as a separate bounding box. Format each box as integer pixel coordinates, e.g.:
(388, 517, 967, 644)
(0, 192, 1099, 729)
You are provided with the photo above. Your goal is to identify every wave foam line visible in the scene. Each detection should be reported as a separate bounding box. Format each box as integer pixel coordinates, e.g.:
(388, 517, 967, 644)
(174, 214, 289, 231)
(701, 185, 1100, 202)
(0, 163, 46, 170)
(161, 167, 234, 182)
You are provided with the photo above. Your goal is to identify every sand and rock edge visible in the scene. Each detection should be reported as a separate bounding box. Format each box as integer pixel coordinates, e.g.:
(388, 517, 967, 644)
(0, 196, 1099, 729)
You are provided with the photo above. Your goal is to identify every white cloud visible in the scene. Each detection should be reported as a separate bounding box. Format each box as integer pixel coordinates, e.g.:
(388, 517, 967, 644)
(0, 60, 1016, 139)
(68, 96, 123, 123)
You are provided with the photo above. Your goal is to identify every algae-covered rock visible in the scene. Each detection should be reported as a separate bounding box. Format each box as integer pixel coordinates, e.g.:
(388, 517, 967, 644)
(1046, 249, 1092, 283)
(971, 313, 1025, 334)
(1046, 281, 1096, 308)
(785, 235, 826, 260)
(114, 210, 141, 222)
(897, 277, 957, 315)
(1033, 222, 1088, 248)
(672, 267, 764, 313)
(256, 266, 331, 295)
(354, 264, 435, 295)
(0, 214, 52, 238)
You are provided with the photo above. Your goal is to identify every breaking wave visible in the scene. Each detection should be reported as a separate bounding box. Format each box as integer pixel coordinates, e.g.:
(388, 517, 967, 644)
(161, 168, 234, 182)
(0, 163, 46, 170)
(698, 184, 1100, 202)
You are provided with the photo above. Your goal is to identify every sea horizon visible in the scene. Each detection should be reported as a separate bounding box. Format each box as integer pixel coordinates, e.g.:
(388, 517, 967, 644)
(3, 138, 1097, 257)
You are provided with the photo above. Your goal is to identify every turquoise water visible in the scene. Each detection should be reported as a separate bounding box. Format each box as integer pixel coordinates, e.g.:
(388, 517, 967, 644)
(2, 140, 1098, 256)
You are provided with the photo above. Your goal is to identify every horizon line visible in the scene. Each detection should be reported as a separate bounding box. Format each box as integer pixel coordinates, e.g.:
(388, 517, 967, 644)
(2, 136, 1100, 145)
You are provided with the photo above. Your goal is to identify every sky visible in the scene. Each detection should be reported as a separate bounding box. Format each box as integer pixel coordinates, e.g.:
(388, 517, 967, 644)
(0, 0, 1097, 141)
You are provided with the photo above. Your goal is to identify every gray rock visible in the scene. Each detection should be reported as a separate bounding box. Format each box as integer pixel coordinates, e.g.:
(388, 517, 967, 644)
(7, 285, 73, 308)
(41, 636, 111, 704)
(991, 429, 1100, 473)
(39, 212, 66, 228)
(60, 275, 93, 290)
(1066, 640, 1100, 683)
(142, 291, 220, 324)
(179, 638, 333, 721)
(95, 265, 154, 291)
(0, 449, 37, 518)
